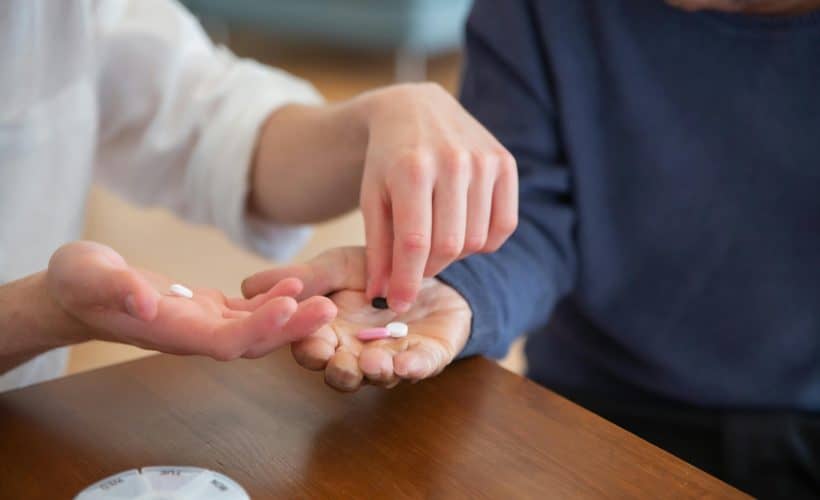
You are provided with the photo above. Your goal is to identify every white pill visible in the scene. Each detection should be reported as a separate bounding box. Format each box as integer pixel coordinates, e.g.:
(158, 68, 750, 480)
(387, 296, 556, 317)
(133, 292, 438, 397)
(386, 322, 408, 338)
(169, 283, 193, 299)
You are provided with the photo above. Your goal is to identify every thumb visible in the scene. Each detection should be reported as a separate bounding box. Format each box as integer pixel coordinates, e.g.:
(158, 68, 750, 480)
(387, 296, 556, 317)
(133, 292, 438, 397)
(82, 263, 160, 322)
(242, 247, 367, 300)
(110, 269, 161, 322)
(48, 242, 161, 322)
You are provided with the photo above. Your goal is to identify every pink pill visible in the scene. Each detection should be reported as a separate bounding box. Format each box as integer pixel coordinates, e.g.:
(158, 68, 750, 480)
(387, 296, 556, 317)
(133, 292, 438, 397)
(357, 327, 391, 341)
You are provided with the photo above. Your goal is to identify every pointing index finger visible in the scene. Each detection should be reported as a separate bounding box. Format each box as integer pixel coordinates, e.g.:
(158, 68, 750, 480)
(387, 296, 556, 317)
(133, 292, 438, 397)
(387, 166, 433, 312)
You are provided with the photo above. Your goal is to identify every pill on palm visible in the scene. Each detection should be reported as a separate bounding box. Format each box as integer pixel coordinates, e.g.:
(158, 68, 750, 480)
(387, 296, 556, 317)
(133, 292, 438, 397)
(357, 327, 391, 341)
(169, 283, 193, 299)
(386, 322, 408, 338)
(371, 297, 389, 310)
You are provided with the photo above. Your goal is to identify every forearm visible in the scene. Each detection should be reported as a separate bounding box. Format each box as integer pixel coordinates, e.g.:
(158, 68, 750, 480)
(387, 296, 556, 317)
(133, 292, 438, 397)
(0, 272, 85, 374)
(249, 94, 373, 224)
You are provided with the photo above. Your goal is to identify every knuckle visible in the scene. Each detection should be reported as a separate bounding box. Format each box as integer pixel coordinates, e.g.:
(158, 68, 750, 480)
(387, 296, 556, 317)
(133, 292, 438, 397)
(399, 232, 430, 254)
(473, 149, 493, 164)
(242, 348, 266, 360)
(481, 237, 505, 254)
(498, 150, 517, 173)
(395, 150, 430, 170)
(394, 152, 433, 186)
(389, 279, 420, 302)
(434, 235, 463, 259)
(471, 154, 490, 177)
(326, 369, 360, 392)
(405, 162, 431, 188)
(496, 213, 519, 237)
(463, 234, 487, 253)
(439, 147, 470, 174)
(210, 345, 241, 362)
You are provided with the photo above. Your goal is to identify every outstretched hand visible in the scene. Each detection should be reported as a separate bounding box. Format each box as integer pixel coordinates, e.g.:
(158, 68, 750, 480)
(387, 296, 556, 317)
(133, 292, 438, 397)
(242, 247, 472, 391)
(47, 241, 336, 360)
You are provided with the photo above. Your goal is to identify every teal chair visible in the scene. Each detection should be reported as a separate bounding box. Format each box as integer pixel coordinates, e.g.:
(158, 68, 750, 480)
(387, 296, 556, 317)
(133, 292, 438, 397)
(180, 0, 473, 80)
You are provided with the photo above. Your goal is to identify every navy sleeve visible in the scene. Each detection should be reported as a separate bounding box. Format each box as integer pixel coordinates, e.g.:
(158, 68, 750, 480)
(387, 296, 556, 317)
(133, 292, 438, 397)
(437, 0, 577, 358)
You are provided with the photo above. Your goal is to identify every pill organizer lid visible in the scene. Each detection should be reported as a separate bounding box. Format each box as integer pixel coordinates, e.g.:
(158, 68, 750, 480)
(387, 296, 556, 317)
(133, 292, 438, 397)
(74, 466, 249, 500)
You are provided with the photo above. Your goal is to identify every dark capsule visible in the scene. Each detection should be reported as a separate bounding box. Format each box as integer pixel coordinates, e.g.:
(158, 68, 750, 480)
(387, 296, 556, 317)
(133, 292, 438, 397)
(371, 297, 389, 310)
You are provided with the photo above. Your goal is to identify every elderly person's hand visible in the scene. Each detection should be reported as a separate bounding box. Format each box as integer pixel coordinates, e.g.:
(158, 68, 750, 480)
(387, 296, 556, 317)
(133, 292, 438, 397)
(242, 247, 472, 391)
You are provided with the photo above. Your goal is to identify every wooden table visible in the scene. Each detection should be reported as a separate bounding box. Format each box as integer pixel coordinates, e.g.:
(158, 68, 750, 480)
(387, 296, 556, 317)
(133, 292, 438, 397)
(0, 351, 747, 499)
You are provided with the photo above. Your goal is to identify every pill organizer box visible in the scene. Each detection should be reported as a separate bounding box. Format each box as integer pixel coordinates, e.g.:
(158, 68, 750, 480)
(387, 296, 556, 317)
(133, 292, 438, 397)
(74, 466, 249, 500)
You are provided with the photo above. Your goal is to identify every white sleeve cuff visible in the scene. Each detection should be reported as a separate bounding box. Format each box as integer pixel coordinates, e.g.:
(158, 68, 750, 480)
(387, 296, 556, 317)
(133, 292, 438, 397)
(187, 51, 322, 261)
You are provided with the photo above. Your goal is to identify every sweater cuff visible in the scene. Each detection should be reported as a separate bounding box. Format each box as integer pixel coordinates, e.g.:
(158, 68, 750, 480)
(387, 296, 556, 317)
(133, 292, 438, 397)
(437, 258, 502, 359)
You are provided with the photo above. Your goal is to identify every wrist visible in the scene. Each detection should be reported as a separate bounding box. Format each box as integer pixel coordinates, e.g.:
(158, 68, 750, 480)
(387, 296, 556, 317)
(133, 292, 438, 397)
(0, 272, 87, 372)
(30, 271, 89, 347)
(249, 101, 370, 223)
(432, 277, 474, 357)
(354, 82, 441, 126)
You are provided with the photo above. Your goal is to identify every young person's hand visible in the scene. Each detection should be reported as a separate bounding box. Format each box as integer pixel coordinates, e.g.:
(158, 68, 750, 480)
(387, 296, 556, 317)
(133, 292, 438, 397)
(46, 241, 336, 360)
(242, 247, 472, 391)
(251, 83, 518, 313)
(357, 84, 518, 312)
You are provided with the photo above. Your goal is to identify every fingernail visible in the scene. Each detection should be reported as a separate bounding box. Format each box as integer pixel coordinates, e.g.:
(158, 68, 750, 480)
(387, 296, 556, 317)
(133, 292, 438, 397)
(124, 294, 141, 319)
(391, 300, 411, 313)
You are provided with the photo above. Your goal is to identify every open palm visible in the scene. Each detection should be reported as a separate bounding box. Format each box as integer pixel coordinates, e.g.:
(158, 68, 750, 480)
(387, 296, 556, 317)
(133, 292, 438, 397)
(242, 247, 472, 391)
(47, 241, 336, 361)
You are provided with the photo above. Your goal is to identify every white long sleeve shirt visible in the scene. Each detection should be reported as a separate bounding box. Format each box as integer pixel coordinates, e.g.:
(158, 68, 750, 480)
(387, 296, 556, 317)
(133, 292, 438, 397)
(0, 0, 321, 391)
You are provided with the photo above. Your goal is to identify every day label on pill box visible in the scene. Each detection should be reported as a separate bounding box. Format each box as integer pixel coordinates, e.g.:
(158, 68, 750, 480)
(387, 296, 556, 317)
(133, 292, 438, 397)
(74, 467, 249, 500)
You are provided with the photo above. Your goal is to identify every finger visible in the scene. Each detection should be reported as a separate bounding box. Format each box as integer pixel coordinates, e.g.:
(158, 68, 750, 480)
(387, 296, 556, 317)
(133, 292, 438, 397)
(226, 278, 303, 311)
(244, 296, 337, 358)
(210, 296, 297, 360)
(114, 269, 160, 321)
(241, 264, 315, 299)
(358, 347, 393, 383)
(388, 164, 433, 312)
(424, 154, 468, 276)
(325, 349, 364, 392)
(362, 188, 392, 299)
(241, 248, 366, 300)
(105, 268, 160, 322)
(483, 153, 519, 253)
(291, 325, 338, 370)
(222, 310, 251, 320)
(460, 157, 495, 258)
(393, 339, 452, 381)
(359, 338, 409, 386)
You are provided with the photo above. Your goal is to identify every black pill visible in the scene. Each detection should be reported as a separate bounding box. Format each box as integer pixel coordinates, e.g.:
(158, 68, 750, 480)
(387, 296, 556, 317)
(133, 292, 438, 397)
(371, 297, 389, 310)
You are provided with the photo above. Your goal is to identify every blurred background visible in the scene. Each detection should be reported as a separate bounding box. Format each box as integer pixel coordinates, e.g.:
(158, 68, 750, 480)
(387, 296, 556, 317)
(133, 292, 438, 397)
(69, 0, 526, 376)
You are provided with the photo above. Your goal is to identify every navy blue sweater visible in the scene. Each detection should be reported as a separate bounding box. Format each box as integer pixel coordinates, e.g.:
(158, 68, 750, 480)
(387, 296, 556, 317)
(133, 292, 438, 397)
(438, 0, 820, 410)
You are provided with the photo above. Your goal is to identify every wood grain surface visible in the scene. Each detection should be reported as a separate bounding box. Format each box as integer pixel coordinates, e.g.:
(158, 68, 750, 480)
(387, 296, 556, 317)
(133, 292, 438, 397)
(0, 351, 749, 499)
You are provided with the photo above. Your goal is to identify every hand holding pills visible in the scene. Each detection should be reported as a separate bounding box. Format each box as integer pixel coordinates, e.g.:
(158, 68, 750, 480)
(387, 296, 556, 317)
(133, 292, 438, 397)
(242, 247, 472, 391)
(45, 241, 336, 360)
(359, 84, 518, 313)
